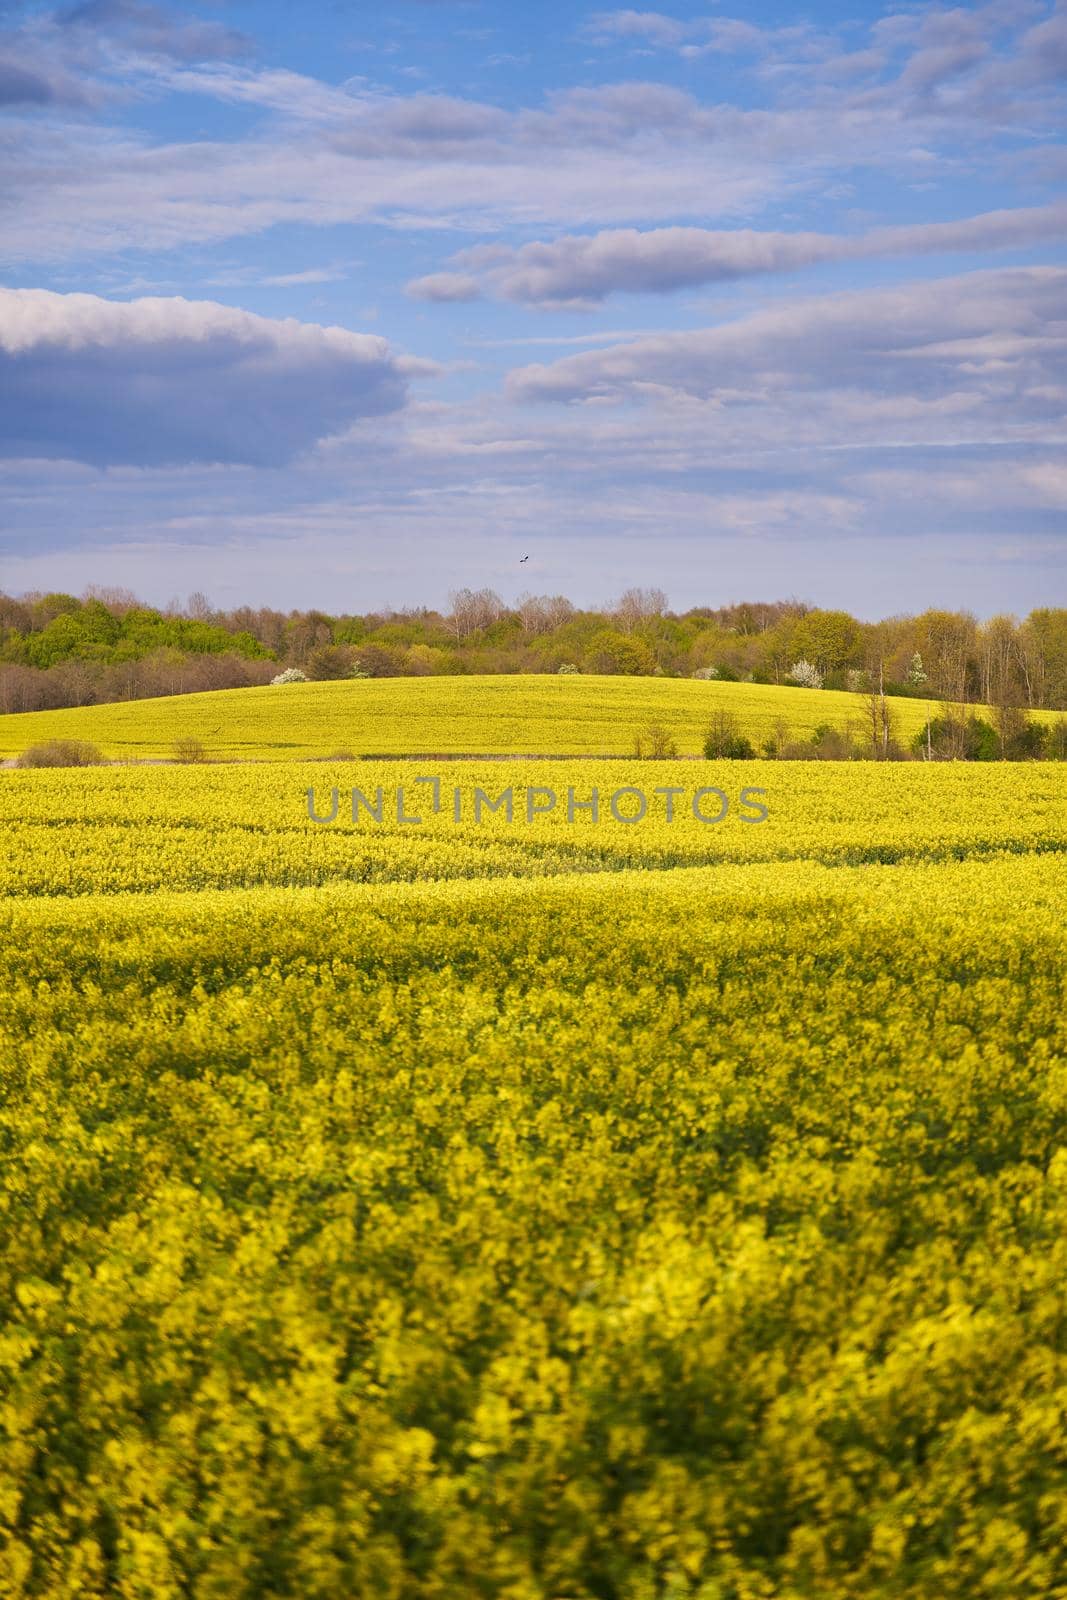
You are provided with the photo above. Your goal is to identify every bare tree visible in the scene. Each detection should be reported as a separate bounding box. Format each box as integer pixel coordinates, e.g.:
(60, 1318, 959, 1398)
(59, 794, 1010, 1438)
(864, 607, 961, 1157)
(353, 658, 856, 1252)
(542, 595, 575, 629)
(446, 587, 505, 640)
(861, 659, 895, 759)
(82, 585, 143, 615)
(516, 593, 549, 636)
(614, 587, 668, 633)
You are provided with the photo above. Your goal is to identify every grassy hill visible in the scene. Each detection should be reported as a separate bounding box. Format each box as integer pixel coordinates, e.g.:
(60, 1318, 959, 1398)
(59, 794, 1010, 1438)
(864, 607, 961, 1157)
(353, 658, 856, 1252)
(0, 673, 1051, 762)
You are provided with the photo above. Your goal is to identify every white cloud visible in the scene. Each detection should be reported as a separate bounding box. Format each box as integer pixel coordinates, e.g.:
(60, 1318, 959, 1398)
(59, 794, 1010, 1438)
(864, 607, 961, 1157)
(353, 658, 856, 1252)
(417, 202, 1067, 307)
(406, 272, 483, 303)
(507, 268, 1067, 411)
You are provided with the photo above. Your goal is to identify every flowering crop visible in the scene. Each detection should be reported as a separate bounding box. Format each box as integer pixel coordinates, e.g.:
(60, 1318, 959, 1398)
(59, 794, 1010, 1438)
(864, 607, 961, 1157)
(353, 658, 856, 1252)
(0, 758, 1065, 1598)
(0, 673, 1057, 762)
(0, 760, 1061, 897)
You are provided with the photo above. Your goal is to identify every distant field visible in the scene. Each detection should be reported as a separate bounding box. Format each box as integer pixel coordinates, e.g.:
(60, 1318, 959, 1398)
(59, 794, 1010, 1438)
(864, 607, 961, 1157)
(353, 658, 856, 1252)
(0, 673, 1054, 761)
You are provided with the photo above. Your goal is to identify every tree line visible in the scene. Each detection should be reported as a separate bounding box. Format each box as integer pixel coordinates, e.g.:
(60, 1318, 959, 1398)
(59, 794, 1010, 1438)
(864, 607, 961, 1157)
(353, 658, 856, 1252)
(1, 585, 1064, 727)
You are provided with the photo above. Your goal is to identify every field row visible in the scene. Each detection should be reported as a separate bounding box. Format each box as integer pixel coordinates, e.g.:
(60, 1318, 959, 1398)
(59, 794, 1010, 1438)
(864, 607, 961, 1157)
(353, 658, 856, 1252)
(0, 760, 1062, 896)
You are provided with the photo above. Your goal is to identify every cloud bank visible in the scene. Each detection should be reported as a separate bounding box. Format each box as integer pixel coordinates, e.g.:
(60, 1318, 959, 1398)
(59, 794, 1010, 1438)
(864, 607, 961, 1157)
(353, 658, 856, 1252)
(0, 289, 413, 466)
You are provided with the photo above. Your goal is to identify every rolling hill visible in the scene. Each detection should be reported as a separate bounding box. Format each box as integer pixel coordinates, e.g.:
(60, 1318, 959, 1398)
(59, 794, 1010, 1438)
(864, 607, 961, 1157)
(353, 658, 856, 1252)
(0, 673, 1054, 762)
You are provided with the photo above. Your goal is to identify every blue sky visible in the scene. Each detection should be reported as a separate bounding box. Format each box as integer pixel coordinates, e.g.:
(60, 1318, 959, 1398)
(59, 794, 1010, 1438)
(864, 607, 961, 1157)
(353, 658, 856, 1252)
(1, 0, 1064, 616)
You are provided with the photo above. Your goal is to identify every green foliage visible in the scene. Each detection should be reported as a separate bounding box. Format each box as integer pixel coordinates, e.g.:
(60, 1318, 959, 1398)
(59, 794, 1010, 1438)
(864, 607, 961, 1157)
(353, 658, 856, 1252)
(788, 608, 863, 674)
(914, 714, 1000, 761)
(1001, 718, 1048, 761)
(584, 628, 657, 676)
(9, 605, 271, 671)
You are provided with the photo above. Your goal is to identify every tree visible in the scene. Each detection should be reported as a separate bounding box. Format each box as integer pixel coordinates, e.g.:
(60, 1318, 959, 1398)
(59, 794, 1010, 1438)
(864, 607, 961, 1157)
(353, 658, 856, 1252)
(82, 585, 142, 616)
(446, 588, 505, 640)
(584, 629, 656, 675)
(284, 611, 334, 663)
(1019, 610, 1067, 709)
(306, 645, 354, 681)
(862, 660, 896, 759)
(633, 722, 678, 759)
(788, 609, 862, 677)
(703, 711, 755, 759)
(614, 587, 668, 633)
(911, 610, 977, 703)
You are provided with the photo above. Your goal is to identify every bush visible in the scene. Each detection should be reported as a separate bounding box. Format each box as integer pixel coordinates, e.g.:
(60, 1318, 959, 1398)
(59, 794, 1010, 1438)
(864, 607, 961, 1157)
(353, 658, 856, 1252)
(633, 722, 678, 759)
(810, 724, 857, 761)
(787, 659, 824, 690)
(15, 739, 105, 768)
(692, 665, 718, 680)
(557, 663, 580, 675)
(778, 740, 821, 761)
(172, 737, 207, 764)
(913, 713, 999, 761)
(271, 667, 308, 685)
(703, 711, 755, 760)
(1000, 717, 1047, 761)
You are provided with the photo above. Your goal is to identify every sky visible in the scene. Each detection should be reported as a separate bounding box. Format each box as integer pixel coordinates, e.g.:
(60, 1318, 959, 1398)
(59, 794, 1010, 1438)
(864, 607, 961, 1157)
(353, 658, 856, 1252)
(0, 0, 1065, 618)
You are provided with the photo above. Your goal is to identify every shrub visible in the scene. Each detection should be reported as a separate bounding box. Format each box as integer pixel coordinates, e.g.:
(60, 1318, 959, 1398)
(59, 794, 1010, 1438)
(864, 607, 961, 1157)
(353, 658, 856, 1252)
(633, 722, 678, 759)
(1002, 718, 1048, 761)
(271, 667, 308, 685)
(913, 713, 999, 761)
(703, 710, 755, 760)
(172, 737, 207, 764)
(15, 739, 105, 768)
(557, 663, 580, 675)
(778, 740, 821, 761)
(787, 659, 824, 690)
(692, 665, 718, 680)
(810, 724, 857, 761)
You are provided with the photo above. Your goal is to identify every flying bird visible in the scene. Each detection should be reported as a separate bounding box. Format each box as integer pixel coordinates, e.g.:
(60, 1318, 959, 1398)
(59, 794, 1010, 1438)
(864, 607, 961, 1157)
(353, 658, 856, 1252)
(520, 554, 529, 562)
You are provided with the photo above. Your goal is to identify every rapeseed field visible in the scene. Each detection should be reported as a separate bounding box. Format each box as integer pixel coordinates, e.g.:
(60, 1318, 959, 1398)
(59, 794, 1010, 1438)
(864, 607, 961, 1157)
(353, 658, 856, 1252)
(0, 673, 1055, 762)
(1, 756, 1065, 1598)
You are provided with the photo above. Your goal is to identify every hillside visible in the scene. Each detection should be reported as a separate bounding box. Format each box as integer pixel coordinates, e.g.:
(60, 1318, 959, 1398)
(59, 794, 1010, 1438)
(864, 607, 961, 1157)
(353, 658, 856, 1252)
(0, 673, 1038, 762)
